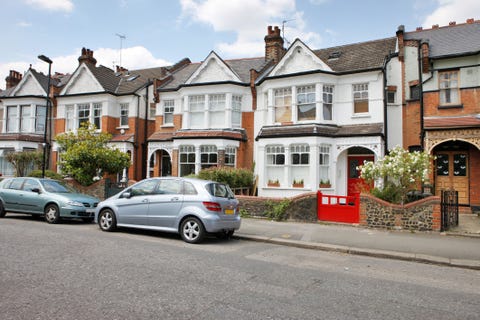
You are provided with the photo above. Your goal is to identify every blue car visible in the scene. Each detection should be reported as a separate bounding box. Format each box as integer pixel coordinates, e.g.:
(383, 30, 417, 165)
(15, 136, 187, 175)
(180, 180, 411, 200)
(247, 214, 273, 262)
(0, 177, 100, 224)
(95, 177, 241, 243)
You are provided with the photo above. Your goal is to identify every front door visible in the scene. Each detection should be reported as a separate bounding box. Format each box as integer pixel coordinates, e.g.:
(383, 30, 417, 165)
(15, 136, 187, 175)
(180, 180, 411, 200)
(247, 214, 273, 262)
(435, 151, 469, 205)
(347, 155, 374, 195)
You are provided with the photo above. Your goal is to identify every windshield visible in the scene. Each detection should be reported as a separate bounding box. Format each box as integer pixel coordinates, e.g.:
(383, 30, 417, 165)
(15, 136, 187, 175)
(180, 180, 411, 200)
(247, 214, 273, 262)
(41, 180, 76, 193)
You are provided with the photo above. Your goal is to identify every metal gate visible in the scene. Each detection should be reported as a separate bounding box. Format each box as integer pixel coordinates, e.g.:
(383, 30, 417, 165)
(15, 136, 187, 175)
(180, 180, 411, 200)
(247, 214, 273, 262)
(441, 190, 459, 232)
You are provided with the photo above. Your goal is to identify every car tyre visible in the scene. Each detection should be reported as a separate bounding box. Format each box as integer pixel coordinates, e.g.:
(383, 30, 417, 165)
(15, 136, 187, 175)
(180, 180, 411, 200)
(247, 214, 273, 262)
(0, 202, 6, 218)
(44, 204, 60, 224)
(180, 217, 205, 244)
(98, 209, 117, 232)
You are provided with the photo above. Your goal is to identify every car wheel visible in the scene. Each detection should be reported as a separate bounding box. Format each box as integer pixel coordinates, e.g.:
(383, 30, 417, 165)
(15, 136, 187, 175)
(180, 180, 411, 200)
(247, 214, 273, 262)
(82, 217, 94, 223)
(44, 204, 60, 224)
(98, 209, 116, 232)
(180, 217, 205, 244)
(0, 202, 6, 218)
(216, 230, 235, 240)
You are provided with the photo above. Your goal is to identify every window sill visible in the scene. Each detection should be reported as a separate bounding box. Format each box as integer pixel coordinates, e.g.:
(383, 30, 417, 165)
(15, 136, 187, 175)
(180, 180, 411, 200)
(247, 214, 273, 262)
(351, 113, 371, 119)
(161, 124, 175, 128)
(438, 104, 463, 109)
(116, 126, 129, 130)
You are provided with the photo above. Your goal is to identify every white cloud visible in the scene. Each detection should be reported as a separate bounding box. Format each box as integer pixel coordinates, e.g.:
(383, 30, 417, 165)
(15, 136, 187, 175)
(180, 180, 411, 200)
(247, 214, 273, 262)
(179, 0, 322, 58)
(25, 0, 74, 12)
(0, 46, 171, 90)
(17, 21, 32, 27)
(422, 0, 480, 28)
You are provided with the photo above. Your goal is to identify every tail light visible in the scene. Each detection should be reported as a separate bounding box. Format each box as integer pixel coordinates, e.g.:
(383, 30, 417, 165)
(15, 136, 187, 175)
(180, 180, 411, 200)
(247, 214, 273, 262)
(203, 201, 222, 212)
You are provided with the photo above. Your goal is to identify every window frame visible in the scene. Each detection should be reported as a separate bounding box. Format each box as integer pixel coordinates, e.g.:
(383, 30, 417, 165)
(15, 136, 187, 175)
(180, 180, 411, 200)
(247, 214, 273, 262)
(179, 145, 196, 177)
(120, 103, 129, 127)
(163, 100, 174, 125)
(439, 70, 460, 106)
(353, 83, 369, 114)
(274, 88, 292, 123)
(291, 144, 310, 165)
(322, 85, 333, 121)
(296, 85, 316, 121)
(266, 145, 285, 166)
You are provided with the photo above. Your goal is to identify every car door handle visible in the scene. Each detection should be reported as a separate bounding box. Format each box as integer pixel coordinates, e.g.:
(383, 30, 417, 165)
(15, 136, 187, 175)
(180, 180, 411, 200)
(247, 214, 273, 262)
(142, 198, 149, 203)
(170, 197, 180, 202)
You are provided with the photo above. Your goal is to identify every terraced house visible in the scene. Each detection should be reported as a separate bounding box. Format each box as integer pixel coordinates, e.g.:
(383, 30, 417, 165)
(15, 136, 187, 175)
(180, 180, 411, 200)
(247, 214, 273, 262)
(397, 18, 480, 211)
(1, 21, 479, 211)
(0, 68, 68, 176)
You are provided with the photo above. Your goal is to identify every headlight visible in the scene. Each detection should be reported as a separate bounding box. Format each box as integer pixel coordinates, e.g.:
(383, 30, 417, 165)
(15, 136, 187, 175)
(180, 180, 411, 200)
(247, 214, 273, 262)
(67, 200, 84, 207)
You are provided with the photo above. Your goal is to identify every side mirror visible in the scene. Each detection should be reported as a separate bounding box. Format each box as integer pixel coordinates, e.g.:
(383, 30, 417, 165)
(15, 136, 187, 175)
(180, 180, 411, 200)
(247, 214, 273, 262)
(121, 192, 132, 199)
(31, 188, 41, 193)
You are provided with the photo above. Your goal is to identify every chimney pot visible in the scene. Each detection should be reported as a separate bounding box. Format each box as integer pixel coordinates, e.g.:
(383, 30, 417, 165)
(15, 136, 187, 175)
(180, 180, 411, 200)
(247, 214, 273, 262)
(466, 18, 474, 24)
(432, 24, 439, 29)
(449, 21, 456, 26)
(416, 27, 423, 31)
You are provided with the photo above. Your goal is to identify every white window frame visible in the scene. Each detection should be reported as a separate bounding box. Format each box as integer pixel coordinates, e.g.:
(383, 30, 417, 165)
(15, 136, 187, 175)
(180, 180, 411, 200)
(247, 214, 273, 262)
(65, 105, 75, 131)
(188, 95, 205, 129)
(35, 105, 46, 134)
(120, 103, 129, 127)
(163, 100, 174, 125)
(209, 94, 226, 128)
(225, 146, 236, 167)
(291, 144, 310, 165)
(266, 145, 285, 165)
(439, 70, 460, 106)
(232, 95, 242, 128)
(7, 106, 18, 133)
(319, 144, 331, 182)
(179, 145, 196, 177)
(322, 85, 333, 120)
(353, 83, 369, 114)
(296, 85, 316, 121)
(274, 88, 292, 123)
(200, 145, 218, 169)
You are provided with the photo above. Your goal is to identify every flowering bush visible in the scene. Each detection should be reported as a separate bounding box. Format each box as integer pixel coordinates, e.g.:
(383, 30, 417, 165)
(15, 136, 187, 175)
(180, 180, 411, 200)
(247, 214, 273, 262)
(359, 146, 434, 204)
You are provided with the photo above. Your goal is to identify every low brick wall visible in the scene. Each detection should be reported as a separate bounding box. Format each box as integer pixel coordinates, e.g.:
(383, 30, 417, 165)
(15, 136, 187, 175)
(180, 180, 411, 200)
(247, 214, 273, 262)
(360, 193, 442, 231)
(237, 192, 317, 222)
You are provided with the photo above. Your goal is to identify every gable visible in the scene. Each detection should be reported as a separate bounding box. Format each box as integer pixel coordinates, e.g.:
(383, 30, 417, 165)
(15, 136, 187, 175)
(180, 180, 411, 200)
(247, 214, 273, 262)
(62, 65, 104, 95)
(270, 40, 332, 77)
(186, 52, 241, 84)
(13, 73, 45, 96)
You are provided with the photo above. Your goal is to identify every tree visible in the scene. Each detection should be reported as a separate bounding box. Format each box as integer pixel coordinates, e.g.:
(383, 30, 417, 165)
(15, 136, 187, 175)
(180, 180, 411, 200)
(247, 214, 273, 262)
(56, 123, 131, 186)
(359, 146, 434, 204)
(5, 151, 42, 177)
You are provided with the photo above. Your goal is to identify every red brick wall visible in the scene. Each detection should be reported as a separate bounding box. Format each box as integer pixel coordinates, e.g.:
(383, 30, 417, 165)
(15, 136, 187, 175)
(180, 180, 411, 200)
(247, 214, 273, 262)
(470, 146, 480, 207)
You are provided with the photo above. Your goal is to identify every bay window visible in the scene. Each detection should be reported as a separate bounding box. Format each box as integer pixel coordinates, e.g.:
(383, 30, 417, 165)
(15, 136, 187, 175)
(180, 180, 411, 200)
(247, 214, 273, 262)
(189, 95, 205, 128)
(322, 85, 333, 120)
(274, 88, 292, 123)
(179, 145, 195, 176)
(200, 145, 218, 169)
(296, 86, 315, 121)
(209, 94, 225, 128)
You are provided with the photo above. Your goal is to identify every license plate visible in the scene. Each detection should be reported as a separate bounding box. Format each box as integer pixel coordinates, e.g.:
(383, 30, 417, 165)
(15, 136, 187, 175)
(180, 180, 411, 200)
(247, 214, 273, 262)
(86, 209, 95, 213)
(224, 209, 234, 215)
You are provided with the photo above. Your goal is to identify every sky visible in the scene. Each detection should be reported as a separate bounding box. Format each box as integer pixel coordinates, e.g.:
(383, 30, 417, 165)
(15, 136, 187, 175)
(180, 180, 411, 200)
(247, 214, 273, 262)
(1, 0, 479, 90)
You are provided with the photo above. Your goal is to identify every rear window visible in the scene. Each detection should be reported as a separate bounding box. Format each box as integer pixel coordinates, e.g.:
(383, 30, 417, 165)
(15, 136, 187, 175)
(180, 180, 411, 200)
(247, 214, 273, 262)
(206, 183, 234, 199)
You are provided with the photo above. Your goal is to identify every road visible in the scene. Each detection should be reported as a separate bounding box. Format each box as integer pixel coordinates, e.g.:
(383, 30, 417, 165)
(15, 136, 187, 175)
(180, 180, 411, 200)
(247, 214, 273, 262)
(1, 215, 479, 320)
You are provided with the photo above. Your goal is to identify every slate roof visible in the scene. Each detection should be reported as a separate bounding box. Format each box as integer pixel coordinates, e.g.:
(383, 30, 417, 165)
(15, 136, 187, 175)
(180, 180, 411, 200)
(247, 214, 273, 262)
(256, 123, 384, 140)
(404, 21, 480, 58)
(313, 37, 397, 73)
(158, 57, 270, 91)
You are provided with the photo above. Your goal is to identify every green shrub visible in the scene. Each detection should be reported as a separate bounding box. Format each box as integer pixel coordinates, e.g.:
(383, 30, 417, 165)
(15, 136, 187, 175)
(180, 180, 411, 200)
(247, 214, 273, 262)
(28, 170, 64, 180)
(265, 199, 291, 221)
(196, 167, 254, 189)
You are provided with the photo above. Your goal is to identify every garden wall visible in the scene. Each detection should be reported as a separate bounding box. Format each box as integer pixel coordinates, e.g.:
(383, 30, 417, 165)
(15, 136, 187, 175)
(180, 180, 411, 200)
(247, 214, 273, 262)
(360, 193, 442, 231)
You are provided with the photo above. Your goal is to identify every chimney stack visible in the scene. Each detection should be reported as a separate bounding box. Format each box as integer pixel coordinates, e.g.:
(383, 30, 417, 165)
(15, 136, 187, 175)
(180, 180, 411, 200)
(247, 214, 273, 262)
(78, 47, 97, 66)
(5, 70, 22, 89)
(264, 26, 285, 63)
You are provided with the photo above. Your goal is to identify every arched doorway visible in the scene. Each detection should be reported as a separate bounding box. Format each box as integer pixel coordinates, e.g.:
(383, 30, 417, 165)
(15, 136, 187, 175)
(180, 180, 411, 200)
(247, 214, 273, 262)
(150, 149, 172, 177)
(347, 147, 375, 195)
(433, 141, 471, 205)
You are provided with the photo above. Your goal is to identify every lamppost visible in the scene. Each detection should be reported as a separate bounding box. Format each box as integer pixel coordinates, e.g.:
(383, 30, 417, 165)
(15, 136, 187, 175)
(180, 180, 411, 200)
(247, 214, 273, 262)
(38, 54, 52, 178)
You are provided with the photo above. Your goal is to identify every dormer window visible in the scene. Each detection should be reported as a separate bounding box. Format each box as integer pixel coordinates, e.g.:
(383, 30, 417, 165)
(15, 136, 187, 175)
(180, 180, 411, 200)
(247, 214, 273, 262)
(328, 51, 342, 60)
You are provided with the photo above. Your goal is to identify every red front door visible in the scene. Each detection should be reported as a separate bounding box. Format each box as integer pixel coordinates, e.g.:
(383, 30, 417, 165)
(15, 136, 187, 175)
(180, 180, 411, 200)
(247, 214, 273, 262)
(347, 155, 374, 195)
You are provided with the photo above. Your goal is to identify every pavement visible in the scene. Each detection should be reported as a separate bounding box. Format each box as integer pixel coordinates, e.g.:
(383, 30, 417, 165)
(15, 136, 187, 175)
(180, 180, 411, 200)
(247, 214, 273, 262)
(235, 214, 480, 270)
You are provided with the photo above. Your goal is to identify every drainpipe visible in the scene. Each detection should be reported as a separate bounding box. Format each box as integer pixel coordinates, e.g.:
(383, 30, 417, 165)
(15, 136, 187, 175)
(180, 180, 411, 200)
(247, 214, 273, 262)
(382, 52, 395, 154)
(135, 93, 140, 180)
(417, 41, 425, 150)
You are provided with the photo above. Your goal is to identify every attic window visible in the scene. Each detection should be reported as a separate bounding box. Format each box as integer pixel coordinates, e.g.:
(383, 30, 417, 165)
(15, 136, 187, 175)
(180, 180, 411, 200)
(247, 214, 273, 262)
(328, 51, 342, 60)
(126, 75, 139, 81)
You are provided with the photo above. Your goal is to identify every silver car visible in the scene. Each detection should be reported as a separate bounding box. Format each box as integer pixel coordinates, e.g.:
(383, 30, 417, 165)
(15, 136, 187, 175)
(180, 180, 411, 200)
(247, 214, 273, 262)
(94, 177, 241, 243)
